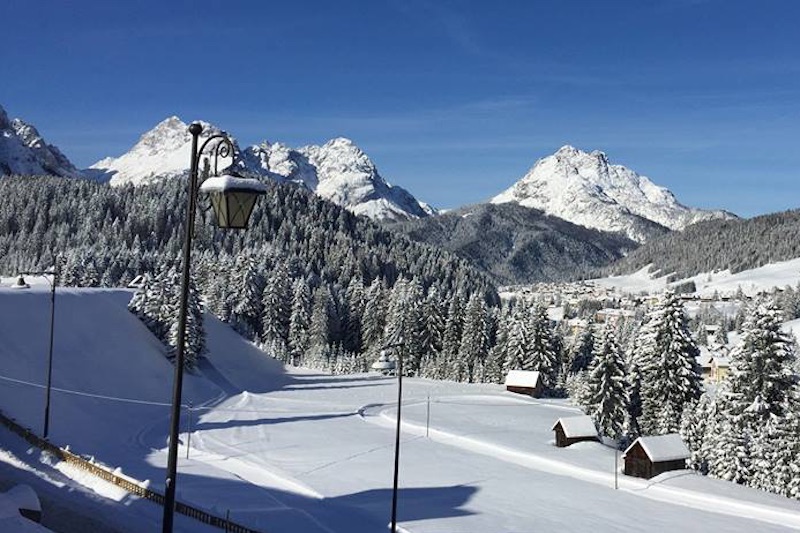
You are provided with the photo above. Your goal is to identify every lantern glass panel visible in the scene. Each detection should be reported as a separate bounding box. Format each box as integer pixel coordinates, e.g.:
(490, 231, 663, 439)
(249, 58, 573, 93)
(210, 190, 259, 229)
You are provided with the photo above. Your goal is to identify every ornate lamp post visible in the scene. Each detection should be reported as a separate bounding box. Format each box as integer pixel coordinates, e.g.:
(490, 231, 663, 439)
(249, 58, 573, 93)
(377, 341, 405, 533)
(162, 123, 266, 533)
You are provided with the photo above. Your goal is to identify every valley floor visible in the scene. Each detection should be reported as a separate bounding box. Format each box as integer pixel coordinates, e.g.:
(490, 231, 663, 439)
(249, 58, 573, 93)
(1, 288, 800, 532)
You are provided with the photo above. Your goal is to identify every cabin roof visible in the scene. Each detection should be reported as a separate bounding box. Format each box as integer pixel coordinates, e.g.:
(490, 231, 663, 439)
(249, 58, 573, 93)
(551, 415, 598, 439)
(504, 370, 541, 388)
(624, 434, 689, 462)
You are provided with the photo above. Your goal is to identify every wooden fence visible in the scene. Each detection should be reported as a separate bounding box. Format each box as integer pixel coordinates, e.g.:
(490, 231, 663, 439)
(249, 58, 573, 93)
(0, 410, 264, 533)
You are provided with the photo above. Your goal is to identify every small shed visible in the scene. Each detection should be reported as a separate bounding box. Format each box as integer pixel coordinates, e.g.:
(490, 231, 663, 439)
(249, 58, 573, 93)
(504, 370, 543, 398)
(551, 415, 599, 447)
(623, 434, 689, 479)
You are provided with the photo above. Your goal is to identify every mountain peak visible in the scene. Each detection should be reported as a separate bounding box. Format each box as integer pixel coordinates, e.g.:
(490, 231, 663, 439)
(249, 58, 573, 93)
(555, 144, 580, 156)
(88, 119, 431, 221)
(325, 137, 358, 148)
(491, 146, 734, 242)
(89, 116, 232, 185)
(0, 105, 81, 178)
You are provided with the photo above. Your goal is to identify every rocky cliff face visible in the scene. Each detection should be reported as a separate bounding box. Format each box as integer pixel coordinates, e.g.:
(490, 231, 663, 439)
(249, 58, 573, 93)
(0, 105, 81, 178)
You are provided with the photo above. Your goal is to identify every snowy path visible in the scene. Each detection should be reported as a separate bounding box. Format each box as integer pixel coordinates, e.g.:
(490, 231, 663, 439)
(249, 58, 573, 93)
(361, 397, 800, 530)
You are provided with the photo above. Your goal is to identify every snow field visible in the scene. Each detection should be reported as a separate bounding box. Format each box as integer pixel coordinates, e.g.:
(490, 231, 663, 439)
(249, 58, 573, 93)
(1, 288, 800, 531)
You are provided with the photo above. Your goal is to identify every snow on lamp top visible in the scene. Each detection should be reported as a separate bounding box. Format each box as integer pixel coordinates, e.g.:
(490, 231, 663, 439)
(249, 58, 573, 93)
(200, 174, 267, 229)
(199, 175, 268, 193)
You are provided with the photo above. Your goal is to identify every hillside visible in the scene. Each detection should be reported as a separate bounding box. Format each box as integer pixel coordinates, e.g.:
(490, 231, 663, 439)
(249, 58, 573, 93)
(0, 175, 495, 301)
(394, 202, 638, 285)
(606, 209, 800, 280)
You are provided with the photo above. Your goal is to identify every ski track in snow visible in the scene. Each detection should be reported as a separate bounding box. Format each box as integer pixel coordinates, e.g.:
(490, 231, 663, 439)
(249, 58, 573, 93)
(360, 400, 800, 530)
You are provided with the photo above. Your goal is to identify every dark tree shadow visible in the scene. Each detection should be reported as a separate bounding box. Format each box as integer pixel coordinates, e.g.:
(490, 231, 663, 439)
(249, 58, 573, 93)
(195, 411, 357, 431)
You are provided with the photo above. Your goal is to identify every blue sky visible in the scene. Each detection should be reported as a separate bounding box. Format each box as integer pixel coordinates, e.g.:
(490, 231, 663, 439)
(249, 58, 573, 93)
(2, 0, 798, 216)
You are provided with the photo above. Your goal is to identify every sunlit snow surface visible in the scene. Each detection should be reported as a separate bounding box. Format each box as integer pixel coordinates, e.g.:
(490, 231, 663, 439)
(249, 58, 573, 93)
(589, 257, 800, 298)
(1, 287, 799, 532)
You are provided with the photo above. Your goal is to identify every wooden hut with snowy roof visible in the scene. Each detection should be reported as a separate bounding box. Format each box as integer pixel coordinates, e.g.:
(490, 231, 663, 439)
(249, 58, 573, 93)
(623, 434, 689, 479)
(504, 370, 543, 398)
(551, 415, 599, 448)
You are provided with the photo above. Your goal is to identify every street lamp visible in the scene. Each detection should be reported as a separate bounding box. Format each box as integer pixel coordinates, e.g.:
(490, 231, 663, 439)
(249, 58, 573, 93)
(162, 123, 266, 533)
(377, 341, 405, 533)
(16, 268, 58, 439)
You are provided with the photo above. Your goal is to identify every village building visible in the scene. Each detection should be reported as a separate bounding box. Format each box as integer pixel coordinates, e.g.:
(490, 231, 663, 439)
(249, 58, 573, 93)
(594, 308, 636, 325)
(709, 355, 731, 382)
(551, 415, 599, 448)
(623, 434, 689, 479)
(504, 370, 543, 398)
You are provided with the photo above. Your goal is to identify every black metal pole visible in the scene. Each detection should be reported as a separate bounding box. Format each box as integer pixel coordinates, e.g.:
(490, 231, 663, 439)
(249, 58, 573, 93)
(43, 269, 57, 439)
(390, 346, 403, 533)
(162, 122, 203, 533)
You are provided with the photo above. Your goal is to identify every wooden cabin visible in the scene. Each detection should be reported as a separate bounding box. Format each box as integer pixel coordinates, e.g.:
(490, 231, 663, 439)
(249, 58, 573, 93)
(504, 370, 543, 398)
(551, 416, 599, 448)
(623, 434, 689, 479)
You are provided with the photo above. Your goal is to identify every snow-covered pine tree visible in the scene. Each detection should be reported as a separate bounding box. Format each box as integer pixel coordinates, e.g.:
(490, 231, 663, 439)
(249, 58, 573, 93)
(440, 294, 465, 381)
(261, 261, 292, 358)
(288, 278, 311, 366)
(695, 324, 708, 346)
(505, 302, 530, 371)
(635, 290, 702, 435)
(127, 273, 152, 317)
(584, 326, 628, 440)
(382, 278, 426, 375)
(704, 390, 752, 484)
(308, 284, 333, 362)
(361, 279, 387, 354)
(704, 300, 799, 488)
(344, 276, 365, 354)
(713, 323, 728, 347)
(749, 404, 800, 497)
(569, 318, 595, 374)
(164, 266, 205, 370)
(483, 306, 506, 384)
(228, 254, 264, 340)
(528, 303, 558, 388)
(680, 394, 713, 474)
(458, 293, 489, 383)
(723, 300, 796, 424)
(184, 274, 206, 365)
(419, 286, 446, 375)
(81, 257, 100, 287)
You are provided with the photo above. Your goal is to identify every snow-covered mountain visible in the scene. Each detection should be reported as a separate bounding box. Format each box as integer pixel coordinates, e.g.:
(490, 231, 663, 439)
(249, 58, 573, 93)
(0, 105, 82, 178)
(90, 116, 433, 221)
(87, 116, 230, 186)
(491, 145, 734, 242)
(245, 137, 432, 220)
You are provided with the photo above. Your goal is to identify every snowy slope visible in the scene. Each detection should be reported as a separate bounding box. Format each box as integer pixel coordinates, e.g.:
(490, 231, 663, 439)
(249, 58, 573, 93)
(2, 288, 800, 532)
(90, 117, 433, 221)
(590, 257, 800, 297)
(0, 105, 81, 178)
(491, 145, 734, 242)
